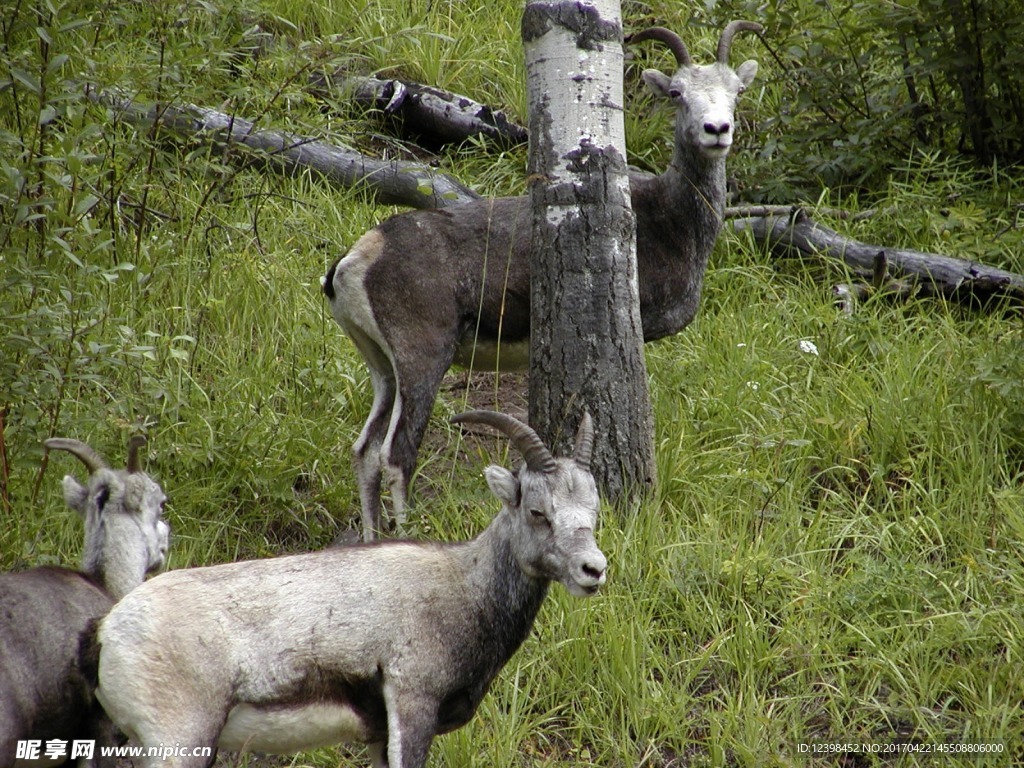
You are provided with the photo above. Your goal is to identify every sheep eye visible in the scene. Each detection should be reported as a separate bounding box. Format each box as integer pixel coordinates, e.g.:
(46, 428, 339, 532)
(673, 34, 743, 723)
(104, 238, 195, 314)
(668, 88, 682, 99)
(529, 508, 548, 525)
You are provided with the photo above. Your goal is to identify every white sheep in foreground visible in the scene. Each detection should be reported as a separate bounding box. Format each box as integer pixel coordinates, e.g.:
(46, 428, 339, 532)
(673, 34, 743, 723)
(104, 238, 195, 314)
(95, 410, 606, 768)
(0, 437, 169, 768)
(323, 20, 762, 539)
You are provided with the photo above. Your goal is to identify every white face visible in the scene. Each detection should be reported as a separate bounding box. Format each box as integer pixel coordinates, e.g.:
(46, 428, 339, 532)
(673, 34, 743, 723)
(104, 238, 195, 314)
(110, 471, 171, 573)
(486, 460, 607, 597)
(644, 59, 759, 159)
(136, 475, 170, 573)
(62, 468, 170, 588)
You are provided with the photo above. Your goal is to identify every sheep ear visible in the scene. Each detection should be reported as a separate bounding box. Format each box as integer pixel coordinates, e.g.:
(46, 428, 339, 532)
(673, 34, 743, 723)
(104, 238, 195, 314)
(736, 60, 758, 87)
(641, 69, 674, 99)
(64, 472, 118, 517)
(484, 466, 519, 507)
(61, 475, 91, 517)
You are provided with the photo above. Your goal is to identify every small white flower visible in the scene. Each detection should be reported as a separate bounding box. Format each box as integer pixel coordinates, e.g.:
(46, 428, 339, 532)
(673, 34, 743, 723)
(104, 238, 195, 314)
(799, 340, 819, 356)
(745, 381, 760, 391)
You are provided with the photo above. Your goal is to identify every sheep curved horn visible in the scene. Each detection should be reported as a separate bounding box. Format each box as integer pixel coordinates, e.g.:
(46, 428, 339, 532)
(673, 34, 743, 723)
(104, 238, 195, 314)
(126, 435, 147, 474)
(716, 20, 763, 63)
(573, 412, 595, 472)
(626, 27, 691, 68)
(451, 410, 558, 474)
(44, 438, 109, 474)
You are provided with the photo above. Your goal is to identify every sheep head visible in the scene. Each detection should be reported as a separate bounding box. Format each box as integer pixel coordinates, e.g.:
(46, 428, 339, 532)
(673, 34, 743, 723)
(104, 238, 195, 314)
(452, 411, 607, 598)
(629, 21, 762, 160)
(46, 436, 170, 599)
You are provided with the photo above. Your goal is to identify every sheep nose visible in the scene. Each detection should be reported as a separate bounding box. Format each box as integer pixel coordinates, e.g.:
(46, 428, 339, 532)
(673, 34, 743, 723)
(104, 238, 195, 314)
(704, 121, 731, 136)
(581, 551, 608, 586)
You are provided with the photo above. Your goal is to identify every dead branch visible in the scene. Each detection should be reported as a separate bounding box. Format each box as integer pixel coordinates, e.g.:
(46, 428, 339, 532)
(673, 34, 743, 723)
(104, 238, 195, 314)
(725, 204, 884, 222)
(87, 86, 481, 209)
(309, 74, 528, 150)
(731, 208, 1024, 306)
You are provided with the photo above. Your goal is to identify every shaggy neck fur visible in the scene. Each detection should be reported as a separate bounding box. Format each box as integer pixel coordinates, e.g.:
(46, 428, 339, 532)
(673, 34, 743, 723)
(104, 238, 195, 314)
(668, 131, 728, 263)
(464, 511, 549, 655)
(81, 513, 145, 601)
(333, 510, 550, 737)
(631, 127, 727, 341)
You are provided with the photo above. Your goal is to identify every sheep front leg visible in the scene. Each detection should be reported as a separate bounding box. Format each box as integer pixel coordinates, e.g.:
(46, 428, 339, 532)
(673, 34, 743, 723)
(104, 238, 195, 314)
(85, 711, 124, 768)
(383, 682, 437, 768)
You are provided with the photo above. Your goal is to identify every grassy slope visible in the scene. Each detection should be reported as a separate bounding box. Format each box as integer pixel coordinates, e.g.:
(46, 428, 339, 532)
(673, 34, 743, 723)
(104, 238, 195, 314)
(2, 0, 1023, 765)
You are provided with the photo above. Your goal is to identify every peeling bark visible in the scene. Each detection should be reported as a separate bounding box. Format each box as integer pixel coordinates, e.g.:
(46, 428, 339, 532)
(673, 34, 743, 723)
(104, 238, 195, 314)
(524, 0, 655, 500)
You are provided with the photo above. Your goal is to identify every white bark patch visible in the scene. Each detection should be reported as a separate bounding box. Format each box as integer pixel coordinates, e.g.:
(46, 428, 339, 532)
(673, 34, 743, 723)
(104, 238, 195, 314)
(525, 5, 626, 185)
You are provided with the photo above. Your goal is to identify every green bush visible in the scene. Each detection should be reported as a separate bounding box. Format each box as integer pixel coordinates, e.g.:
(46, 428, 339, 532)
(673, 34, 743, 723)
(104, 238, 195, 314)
(690, 0, 1024, 199)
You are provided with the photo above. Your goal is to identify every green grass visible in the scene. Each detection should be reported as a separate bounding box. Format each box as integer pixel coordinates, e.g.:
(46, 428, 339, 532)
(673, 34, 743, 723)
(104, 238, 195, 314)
(2, 0, 1024, 766)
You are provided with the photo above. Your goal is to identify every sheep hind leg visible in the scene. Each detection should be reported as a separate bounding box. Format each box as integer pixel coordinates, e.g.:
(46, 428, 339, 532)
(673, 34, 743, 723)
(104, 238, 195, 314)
(379, 355, 453, 536)
(346, 328, 399, 541)
(355, 369, 403, 541)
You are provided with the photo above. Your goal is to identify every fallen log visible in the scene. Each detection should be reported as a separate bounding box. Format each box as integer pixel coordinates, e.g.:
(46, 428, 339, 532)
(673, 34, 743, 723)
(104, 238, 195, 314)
(87, 87, 481, 209)
(730, 208, 1024, 307)
(309, 74, 528, 150)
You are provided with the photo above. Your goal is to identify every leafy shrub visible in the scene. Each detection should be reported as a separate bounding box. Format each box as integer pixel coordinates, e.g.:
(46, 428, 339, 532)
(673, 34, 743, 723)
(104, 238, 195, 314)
(693, 0, 1024, 200)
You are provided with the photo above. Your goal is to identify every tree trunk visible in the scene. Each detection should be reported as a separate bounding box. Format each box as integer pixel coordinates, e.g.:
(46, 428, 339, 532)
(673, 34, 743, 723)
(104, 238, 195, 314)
(522, 0, 655, 500)
(945, 0, 993, 164)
